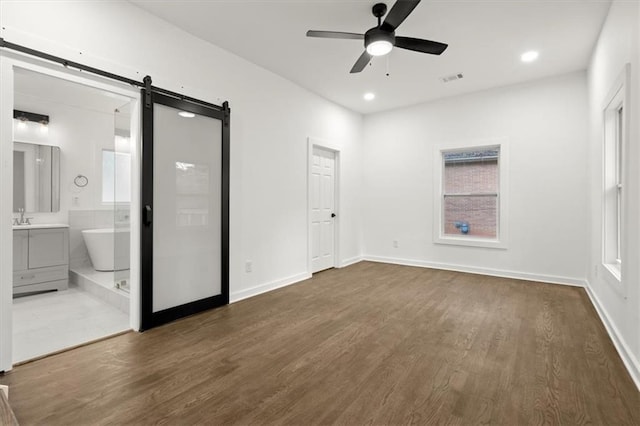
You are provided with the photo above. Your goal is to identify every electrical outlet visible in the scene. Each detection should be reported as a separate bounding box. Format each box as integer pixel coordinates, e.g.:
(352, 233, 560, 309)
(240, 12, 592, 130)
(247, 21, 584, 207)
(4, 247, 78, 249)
(245, 260, 252, 273)
(393, 240, 399, 248)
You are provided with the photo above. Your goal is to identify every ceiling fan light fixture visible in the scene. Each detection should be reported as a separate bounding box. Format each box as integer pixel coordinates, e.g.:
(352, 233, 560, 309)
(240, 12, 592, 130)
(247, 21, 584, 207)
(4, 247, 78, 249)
(366, 40, 393, 56)
(365, 28, 395, 57)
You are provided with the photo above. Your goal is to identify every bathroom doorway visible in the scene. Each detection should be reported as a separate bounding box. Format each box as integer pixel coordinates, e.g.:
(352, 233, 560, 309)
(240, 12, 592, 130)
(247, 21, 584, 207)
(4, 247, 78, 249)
(2, 60, 140, 366)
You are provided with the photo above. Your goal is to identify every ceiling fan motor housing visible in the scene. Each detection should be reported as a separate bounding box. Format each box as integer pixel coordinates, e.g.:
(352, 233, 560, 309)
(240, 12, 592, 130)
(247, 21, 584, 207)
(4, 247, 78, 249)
(365, 27, 396, 48)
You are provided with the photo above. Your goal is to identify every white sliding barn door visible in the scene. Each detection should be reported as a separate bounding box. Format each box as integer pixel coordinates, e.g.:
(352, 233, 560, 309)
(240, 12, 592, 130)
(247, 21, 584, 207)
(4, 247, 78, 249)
(310, 147, 336, 273)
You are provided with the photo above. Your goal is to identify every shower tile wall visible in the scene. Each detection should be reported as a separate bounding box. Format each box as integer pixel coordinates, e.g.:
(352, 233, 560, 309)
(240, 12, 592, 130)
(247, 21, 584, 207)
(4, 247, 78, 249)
(69, 209, 130, 268)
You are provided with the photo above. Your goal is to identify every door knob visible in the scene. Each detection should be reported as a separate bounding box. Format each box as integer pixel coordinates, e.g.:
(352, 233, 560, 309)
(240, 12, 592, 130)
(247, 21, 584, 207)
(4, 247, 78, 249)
(331, 213, 336, 218)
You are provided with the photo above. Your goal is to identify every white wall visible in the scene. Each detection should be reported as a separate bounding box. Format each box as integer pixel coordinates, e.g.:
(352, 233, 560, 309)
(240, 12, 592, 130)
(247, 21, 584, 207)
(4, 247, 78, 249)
(586, 0, 640, 387)
(13, 92, 135, 269)
(0, 1, 363, 303)
(362, 72, 589, 285)
(13, 94, 116, 223)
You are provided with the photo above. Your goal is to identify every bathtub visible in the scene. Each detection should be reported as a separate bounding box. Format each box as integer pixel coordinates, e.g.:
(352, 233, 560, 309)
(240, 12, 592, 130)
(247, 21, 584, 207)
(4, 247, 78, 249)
(82, 228, 130, 272)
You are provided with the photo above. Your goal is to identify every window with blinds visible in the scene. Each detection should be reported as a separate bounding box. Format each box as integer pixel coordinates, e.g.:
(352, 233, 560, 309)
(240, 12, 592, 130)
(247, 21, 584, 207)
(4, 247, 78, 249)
(442, 147, 499, 238)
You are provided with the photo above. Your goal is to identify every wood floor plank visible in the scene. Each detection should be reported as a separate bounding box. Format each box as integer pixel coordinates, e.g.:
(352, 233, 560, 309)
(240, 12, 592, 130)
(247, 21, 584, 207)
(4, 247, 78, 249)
(0, 262, 638, 425)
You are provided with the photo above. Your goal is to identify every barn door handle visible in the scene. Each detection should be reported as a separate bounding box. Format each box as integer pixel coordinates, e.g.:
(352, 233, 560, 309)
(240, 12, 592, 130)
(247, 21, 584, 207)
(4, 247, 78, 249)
(143, 205, 153, 226)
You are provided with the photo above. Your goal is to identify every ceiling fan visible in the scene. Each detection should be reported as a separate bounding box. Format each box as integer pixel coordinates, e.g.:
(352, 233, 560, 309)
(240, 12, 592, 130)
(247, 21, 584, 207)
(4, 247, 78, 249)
(306, 0, 448, 74)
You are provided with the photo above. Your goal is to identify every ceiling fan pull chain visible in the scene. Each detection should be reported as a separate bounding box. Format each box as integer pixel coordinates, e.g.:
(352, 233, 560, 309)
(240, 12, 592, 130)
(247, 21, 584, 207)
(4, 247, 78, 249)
(386, 55, 390, 77)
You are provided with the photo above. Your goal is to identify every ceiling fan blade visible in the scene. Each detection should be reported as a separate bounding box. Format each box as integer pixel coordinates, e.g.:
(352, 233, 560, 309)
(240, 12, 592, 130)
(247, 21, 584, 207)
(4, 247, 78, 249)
(350, 51, 372, 73)
(306, 30, 364, 40)
(380, 0, 421, 32)
(395, 36, 448, 55)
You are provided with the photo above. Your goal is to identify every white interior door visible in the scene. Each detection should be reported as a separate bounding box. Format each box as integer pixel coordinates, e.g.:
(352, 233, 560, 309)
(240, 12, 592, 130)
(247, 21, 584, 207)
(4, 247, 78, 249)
(311, 147, 336, 273)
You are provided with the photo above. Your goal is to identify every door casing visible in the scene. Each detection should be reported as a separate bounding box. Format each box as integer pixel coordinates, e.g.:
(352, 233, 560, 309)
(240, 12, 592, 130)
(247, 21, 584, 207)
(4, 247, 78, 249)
(0, 54, 141, 371)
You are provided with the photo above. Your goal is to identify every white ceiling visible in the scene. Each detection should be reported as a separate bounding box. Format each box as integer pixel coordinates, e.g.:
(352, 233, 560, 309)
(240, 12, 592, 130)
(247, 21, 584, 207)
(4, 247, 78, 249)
(14, 68, 132, 114)
(131, 0, 610, 114)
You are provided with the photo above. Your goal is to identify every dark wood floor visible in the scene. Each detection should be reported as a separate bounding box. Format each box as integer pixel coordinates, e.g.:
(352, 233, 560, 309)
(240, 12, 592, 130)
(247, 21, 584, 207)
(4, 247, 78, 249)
(1, 262, 638, 425)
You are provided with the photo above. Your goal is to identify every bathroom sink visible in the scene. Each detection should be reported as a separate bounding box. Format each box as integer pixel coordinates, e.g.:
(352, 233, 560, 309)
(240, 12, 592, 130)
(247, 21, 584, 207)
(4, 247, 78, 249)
(12, 223, 69, 230)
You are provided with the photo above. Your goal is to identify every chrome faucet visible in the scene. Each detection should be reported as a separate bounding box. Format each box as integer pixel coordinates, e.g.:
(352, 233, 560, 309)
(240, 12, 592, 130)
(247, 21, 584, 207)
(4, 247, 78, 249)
(14, 208, 32, 225)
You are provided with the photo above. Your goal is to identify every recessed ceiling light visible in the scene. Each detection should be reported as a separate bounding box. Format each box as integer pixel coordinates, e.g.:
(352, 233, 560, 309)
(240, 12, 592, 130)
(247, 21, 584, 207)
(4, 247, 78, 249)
(521, 51, 539, 63)
(364, 92, 375, 101)
(178, 111, 195, 118)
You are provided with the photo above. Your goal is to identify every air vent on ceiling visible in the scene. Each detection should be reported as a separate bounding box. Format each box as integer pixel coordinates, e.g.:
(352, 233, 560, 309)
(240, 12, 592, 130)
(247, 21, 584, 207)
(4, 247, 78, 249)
(440, 73, 464, 83)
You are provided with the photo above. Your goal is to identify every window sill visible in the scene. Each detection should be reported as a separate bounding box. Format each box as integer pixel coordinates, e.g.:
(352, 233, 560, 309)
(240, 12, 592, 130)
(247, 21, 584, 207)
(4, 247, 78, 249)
(602, 262, 621, 283)
(434, 235, 507, 250)
(600, 263, 626, 299)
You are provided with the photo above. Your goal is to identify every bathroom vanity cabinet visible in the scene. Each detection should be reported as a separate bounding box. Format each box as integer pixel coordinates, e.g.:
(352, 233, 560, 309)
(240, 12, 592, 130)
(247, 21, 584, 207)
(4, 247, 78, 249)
(13, 226, 69, 296)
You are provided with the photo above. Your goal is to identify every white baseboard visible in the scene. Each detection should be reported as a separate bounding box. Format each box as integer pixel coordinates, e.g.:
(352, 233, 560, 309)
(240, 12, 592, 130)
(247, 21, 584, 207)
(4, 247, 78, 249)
(363, 255, 586, 287)
(230, 272, 311, 303)
(340, 256, 363, 268)
(229, 256, 364, 304)
(583, 282, 640, 391)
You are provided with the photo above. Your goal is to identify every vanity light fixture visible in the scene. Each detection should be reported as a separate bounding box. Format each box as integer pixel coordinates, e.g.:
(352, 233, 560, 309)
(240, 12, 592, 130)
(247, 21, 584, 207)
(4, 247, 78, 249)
(17, 117, 27, 130)
(13, 109, 49, 130)
(521, 50, 539, 63)
(178, 111, 195, 118)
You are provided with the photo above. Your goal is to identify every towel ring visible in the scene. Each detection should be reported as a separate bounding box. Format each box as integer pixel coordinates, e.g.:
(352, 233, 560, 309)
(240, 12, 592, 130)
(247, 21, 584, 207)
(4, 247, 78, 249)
(74, 175, 88, 187)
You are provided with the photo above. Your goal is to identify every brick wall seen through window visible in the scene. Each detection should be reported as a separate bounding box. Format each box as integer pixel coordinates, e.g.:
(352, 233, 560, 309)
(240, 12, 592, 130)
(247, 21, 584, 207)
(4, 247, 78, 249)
(443, 148, 499, 238)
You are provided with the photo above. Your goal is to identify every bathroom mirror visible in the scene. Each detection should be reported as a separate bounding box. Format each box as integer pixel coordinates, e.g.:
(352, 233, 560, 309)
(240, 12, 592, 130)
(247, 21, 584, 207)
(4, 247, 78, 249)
(13, 142, 61, 213)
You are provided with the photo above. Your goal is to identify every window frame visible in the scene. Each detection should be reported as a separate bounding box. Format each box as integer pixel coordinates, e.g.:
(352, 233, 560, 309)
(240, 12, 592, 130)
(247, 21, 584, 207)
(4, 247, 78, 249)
(601, 64, 630, 287)
(433, 139, 509, 249)
(615, 105, 622, 265)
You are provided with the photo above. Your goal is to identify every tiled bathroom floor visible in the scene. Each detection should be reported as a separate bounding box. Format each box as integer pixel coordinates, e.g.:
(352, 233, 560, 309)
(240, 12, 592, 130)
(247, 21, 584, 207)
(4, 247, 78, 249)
(12, 286, 130, 363)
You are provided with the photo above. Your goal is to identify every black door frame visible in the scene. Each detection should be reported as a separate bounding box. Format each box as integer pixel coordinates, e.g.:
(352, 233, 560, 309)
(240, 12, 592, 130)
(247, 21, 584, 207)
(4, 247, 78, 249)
(140, 87, 230, 331)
